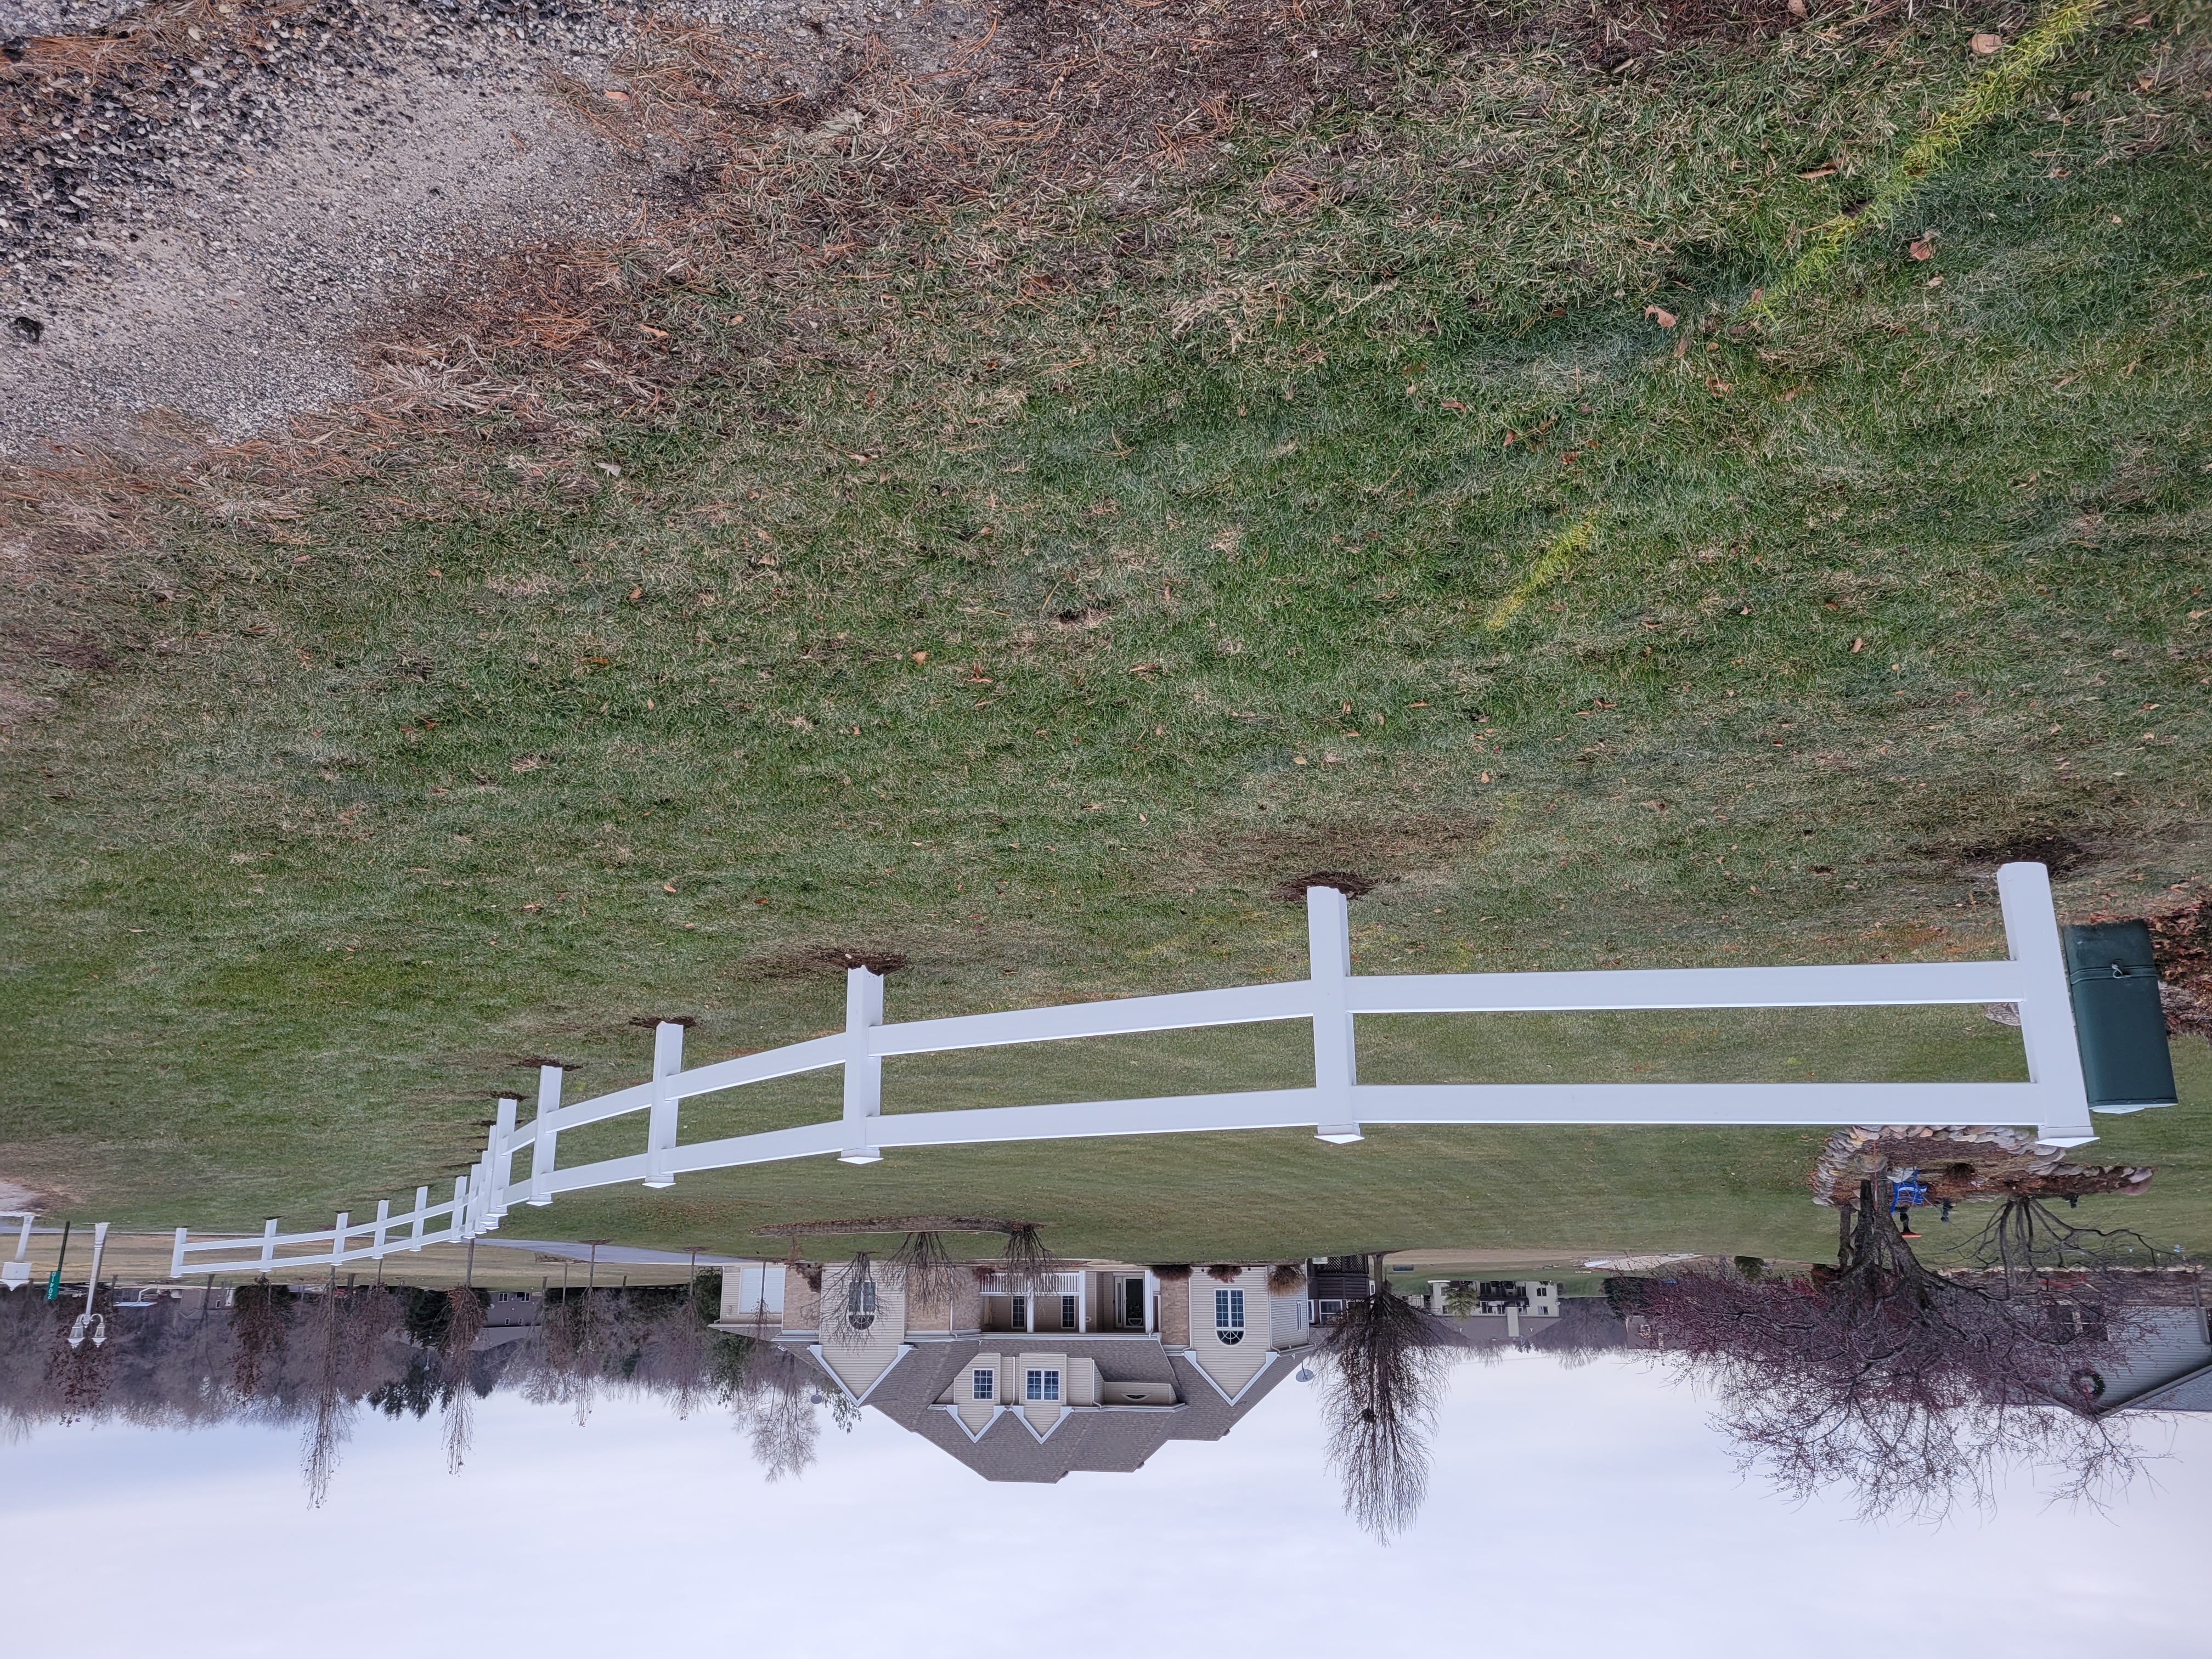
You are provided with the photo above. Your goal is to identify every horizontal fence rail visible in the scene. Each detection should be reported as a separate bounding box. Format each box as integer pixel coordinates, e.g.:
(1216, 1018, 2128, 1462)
(172, 862, 2102, 1276)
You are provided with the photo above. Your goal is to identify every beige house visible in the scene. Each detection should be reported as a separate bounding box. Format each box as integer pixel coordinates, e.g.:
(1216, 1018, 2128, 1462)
(717, 1261, 1313, 1481)
(1423, 1278, 1561, 1342)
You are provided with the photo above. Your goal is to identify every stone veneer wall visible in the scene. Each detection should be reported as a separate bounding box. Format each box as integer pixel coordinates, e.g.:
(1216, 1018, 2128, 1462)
(1158, 1280, 1190, 1346)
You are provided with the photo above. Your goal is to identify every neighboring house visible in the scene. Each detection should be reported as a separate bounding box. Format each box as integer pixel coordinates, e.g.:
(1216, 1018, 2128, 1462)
(474, 1289, 541, 1351)
(1307, 1256, 1371, 1325)
(1424, 1279, 1562, 1343)
(2093, 1305, 2212, 1415)
(717, 1260, 1313, 1482)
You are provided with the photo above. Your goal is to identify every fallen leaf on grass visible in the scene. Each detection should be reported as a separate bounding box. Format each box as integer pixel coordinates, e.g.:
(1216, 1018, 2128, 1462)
(1644, 304, 1678, 329)
(1971, 31, 2004, 53)
(1909, 239, 1934, 260)
(1798, 162, 1837, 179)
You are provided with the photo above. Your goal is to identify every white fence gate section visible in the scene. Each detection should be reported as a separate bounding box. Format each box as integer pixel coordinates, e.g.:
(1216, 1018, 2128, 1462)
(172, 861, 2102, 1277)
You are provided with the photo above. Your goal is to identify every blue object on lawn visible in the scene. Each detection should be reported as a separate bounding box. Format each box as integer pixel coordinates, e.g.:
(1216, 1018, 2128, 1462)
(1889, 1176, 1930, 1210)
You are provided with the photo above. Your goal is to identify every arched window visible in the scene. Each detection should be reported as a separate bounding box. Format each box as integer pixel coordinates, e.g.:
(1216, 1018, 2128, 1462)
(1215, 1287, 1245, 1346)
(846, 1274, 877, 1331)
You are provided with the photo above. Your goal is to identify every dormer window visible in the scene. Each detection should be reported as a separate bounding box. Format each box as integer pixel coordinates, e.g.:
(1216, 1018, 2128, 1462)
(1215, 1287, 1245, 1346)
(971, 1368, 995, 1402)
(1025, 1368, 1060, 1403)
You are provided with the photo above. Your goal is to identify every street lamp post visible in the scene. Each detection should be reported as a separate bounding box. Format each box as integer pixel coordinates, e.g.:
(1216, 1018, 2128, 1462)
(66, 1222, 110, 1349)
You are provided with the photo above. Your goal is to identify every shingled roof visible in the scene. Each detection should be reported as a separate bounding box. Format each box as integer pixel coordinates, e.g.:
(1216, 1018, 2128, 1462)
(783, 1336, 1304, 1483)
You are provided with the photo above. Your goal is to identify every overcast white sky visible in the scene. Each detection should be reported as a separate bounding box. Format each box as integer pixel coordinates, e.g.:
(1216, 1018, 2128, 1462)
(3, 1353, 2204, 1657)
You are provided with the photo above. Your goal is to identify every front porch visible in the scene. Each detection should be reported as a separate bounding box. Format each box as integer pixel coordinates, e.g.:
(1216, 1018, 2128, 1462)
(973, 1266, 1161, 1336)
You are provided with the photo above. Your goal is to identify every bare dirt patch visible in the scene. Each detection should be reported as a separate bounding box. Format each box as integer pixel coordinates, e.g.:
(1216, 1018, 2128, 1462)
(1809, 1126, 2154, 1209)
(0, 1168, 76, 1210)
(0, 0, 657, 456)
(748, 943, 909, 977)
(1936, 830, 2100, 878)
(1182, 812, 1492, 898)
(1268, 869, 1379, 902)
(750, 1214, 1018, 1235)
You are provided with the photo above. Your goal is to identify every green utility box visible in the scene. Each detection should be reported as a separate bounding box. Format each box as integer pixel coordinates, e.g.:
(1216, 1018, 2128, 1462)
(2062, 921, 2178, 1113)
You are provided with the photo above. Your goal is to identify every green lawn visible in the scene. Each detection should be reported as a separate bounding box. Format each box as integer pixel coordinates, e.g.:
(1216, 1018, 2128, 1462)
(1, 0, 2207, 1262)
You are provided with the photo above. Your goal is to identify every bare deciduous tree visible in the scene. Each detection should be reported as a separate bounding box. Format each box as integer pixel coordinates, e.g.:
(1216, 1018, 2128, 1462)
(228, 1280, 289, 1401)
(1645, 1180, 2158, 1521)
(440, 1287, 487, 1475)
(995, 1226, 1063, 1295)
(301, 1277, 351, 1509)
(888, 1231, 960, 1310)
(740, 1351, 820, 1483)
(1316, 1259, 1460, 1543)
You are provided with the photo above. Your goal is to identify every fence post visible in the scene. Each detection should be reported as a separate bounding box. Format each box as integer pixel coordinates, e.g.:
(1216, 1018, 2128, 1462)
(450, 1176, 468, 1240)
(528, 1064, 563, 1206)
(258, 1218, 279, 1274)
(332, 1211, 350, 1267)
(839, 966, 885, 1164)
(411, 1185, 430, 1250)
(372, 1199, 391, 1259)
(644, 1025, 684, 1189)
(171, 1226, 188, 1279)
(1307, 885, 1363, 1143)
(490, 1097, 518, 1218)
(1998, 861, 2096, 1147)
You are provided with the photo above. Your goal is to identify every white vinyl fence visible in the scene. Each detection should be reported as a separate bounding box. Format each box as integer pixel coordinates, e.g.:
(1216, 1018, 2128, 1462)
(172, 861, 2101, 1277)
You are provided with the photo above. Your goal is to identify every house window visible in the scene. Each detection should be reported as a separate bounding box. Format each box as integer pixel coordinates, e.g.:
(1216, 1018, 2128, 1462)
(1025, 1368, 1060, 1403)
(1009, 1295, 1028, 1330)
(845, 1274, 877, 1330)
(971, 1369, 995, 1402)
(1215, 1288, 1245, 1346)
(1060, 1294, 1078, 1330)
